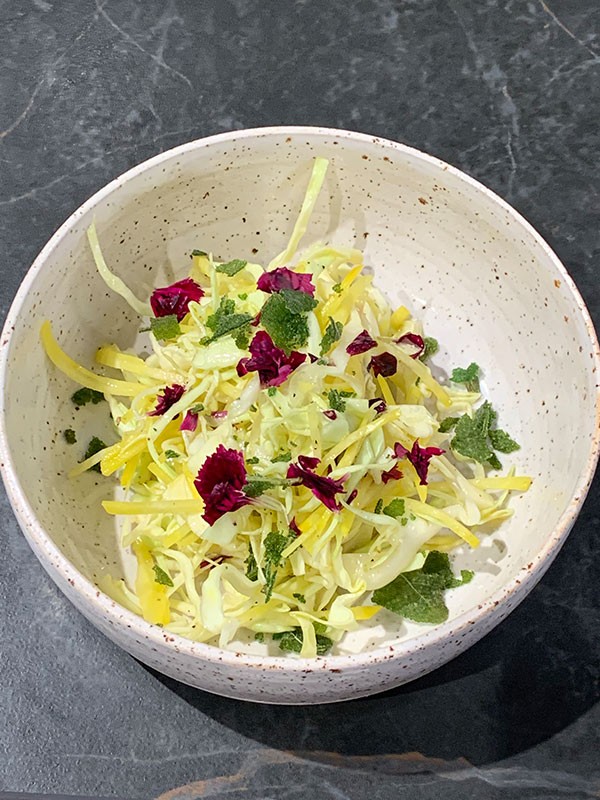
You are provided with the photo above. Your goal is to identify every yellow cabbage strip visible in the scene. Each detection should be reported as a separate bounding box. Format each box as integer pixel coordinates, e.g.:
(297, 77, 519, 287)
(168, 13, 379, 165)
(67, 447, 108, 478)
(377, 375, 396, 406)
(132, 540, 170, 625)
(390, 305, 411, 330)
(389, 344, 451, 406)
(323, 407, 402, 465)
(40, 321, 141, 397)
(103, 499, 204, 515)
(95, 346, 181, 383)
(472, 476, 532, 491)
(317, 264, 363, 324)
(101, 435, 148, 476)
(353, 605, 381, 621)
(404, 498, 480, 548)
(120, 452, 141, 488)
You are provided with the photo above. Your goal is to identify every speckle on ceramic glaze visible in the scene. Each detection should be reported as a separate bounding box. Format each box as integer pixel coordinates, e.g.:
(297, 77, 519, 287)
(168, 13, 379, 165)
(0, 127, 598, 704)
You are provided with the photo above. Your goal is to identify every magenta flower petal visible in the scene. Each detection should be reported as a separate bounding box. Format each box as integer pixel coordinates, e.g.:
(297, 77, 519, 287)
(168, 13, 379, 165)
(150, 278, 204, 321)
(368, 398, 387, 415)
(347, 488, 358, 505)
(289, 517, 301, 536)
(180, 410, 198, 431)
(236, 331, 306, 387)
(148, 384, 186, 416)
(287, 456, 346, 511)
(346, 330, 378, 356)
(368, 352, 397, 377)
(194, 445, 251, 525)
(394, 439, 445, 485)
(396, 332, 425, 359)
(257, 267, 315, 296)
(381, 466, 403, 484)
(323, 409, 337, 420)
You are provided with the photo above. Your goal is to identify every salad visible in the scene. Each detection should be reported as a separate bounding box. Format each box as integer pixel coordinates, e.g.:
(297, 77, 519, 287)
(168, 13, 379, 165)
(42, 158, 531, 657)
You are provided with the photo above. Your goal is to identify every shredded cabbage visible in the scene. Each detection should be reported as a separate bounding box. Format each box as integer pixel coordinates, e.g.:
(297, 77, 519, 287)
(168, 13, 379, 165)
(41, 158, 531, 657)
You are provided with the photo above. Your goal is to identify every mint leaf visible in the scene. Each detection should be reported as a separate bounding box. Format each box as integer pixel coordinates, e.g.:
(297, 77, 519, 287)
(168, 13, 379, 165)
(263, 531, 295, 601)
(206, 297, 253, 342)
(267, 386, 277, 397)
(490, 428, 520, 453)
(487, 453, 503, 470)
(71, 387, 104, 406)
(254, 632, 265, 643)
(260, 293, 310, 352)
(191, 249, 207, 257)
(332, 283, 342, 294)
(271, 451, 291, 463)
(83, 436, 106, 473)
(421, 337, 439, 361)
(451, 401, 496, 465)
(383, 499, 405, 519)
(153, 564, 174, 587)
(320, 317, 343, 356)
(273, 626, 333, 655)
(189, 403, 204, 414)
(150, 314, 181, 341)
(216, 259, 247, 276)
(327, 388, 354, 412)
(439, 417, 459, 433)
(279, 289, 318, 314)
(246, 456, 260, 465)
(293, 592, 306, 603)
(245, 548, 258, 581)
(238, 292, 248, 300)
(451, 362, 480, 392)
(372, 551, 473, 624)
(63, 428, 77, 444)
(164, 449, 180, 459)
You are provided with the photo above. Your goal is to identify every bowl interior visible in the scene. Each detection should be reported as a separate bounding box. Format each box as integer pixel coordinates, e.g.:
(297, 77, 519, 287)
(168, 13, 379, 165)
(3, 129, 598, 655)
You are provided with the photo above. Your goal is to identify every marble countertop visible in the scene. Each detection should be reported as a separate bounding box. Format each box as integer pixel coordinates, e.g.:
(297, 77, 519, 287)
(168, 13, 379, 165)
(1, 1, 598, 798)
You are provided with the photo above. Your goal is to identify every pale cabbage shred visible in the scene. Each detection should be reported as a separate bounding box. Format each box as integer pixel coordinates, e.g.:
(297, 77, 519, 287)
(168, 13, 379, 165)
(42, 157, 532, 657)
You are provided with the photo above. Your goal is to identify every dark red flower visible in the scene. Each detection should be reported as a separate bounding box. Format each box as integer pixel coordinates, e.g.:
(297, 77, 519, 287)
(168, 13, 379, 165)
(368, 352, 397, 377)
(211, 410, 228, 420)
(150, 278, 204, 321)
(347, 488, 358, 505)
(287, 455, 347, 511)
(381, 466, 403, 484)
(257, 267, 315, 296)
(396, 332, 425, 359)
(194, 445, 251, 525)
(347, 330, 377, 356)
(289, 517, 301, 536)
(308, 353, 319, 364)
(180, 410, 198, 431)
(237, 331, 306, 387)
(148, 384, 186, 416)
(393, 440, 445, 485)
(323, 409, 337, 420)
(368, 398, 387, 414)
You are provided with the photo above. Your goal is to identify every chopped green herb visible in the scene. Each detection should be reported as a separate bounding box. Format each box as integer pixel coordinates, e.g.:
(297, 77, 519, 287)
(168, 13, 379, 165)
(279, 288, 318, 314)
(71, 387, 104, 407)
(489, 429, 520, 453)
(83, 436, 107, 473)
(260, 293, 310, 352)
(191, 249, 207, 257)
(487, 453, 503, 470)
(206, 297, 253, 343)
(245, 549, 258, 581)
(327, 388, 354, 412)
(246, 456, 260, 465)
(263, 531, 295, 601)
(271, 451, 291, 463)
(238, 292, 248, 301)
(316, 357, 328, 365)
(153, 564, 174, 587)
(164, 449, 180, 460)
(372, 551, 473, 624)
(267, 386, 277, 397)
(383, 498, 405, 519)
(254, 632, 265, 643)
(374, 498, 383, 515)
(332, 283, 342, 294)
(188, 403, 205, 414)
(63, 428, 77, 445)
(273, 626, 333, 655)
(451, 362, 480, 392)
(439, 417, 459, 433)
(421, 337, 439, 360)
(292, 592, 306, 604)
(243, 476, 290, 498)
(216, 259, 247, 276)
(150, 314, 181, 341)
(320, 317, 343, 356)
(451, 401, 496, 466)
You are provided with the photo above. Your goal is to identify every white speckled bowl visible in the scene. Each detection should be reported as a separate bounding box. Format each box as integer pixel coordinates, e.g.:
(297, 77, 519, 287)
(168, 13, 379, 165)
(1, 127, 598, 704)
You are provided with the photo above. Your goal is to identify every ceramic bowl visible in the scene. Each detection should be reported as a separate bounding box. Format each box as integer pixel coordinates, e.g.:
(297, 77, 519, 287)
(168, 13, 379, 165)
(1, 127, 598, 704)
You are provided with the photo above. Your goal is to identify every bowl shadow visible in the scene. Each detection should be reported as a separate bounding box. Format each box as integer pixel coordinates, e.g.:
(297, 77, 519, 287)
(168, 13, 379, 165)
(147, 479, 600, 771)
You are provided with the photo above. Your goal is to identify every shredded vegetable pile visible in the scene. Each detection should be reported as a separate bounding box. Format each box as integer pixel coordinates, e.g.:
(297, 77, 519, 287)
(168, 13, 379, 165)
(42, 157, 531, 657)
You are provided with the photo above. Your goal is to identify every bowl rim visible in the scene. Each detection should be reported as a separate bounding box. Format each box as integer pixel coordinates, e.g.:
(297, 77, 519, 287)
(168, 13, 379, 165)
(1, 125, 599, 673)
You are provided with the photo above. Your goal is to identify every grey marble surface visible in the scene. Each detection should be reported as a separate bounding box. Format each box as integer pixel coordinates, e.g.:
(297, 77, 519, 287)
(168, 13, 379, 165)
(1, 1, 599, 798)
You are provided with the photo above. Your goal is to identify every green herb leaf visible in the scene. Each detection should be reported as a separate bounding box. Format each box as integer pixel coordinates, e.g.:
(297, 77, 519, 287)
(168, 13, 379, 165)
(263, 531, 295, 601)
(374, 498, 383, 515)
(243, 476, 289, 498)
(254, 632, 265, 643)
(205, 297, 254, 343)
(451, 401, 497, 465)
(216, 259, 247, 276)
(320, 317, 343, 356)
(439, 417, 460, 433)
(83, 436, 107, 473)
(191, 249, 207, 257)
(450, 362, 480, 392)
(71, 387, 104, 407)
(238, 292, 248, 300)
(489, 428, 520, 453)
(164, 449, 180, 459)
(421, 337, 439, 360)
(332, 283, 342, 294)
(372, 551, 473, 624)
(292, 592, 306, 603)
(150, 314, 181, 341)
(188, 403, 205, 414)
(153, 564, 174, 587)
(279, 289, 318, 314)
(271, 451, 291, 463)
(327, 388, 354, 412)
(260, 293, 310, 353)
(273, 626, 333, 655)
(63, 428, 77, 445)
(245, 549, 258, 581)
(267, 386, 277, 397)
(487, 453, 503, 470)
(383, 498, 405, 519)
(246, 456, 260, 465)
